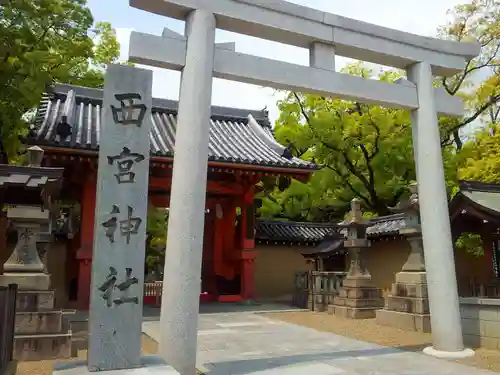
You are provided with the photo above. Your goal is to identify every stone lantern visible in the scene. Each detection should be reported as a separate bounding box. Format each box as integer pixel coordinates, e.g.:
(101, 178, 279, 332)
(398, 183, 426, 272)
(0, 146, 72, 360)
(375, 183, 430, 332)
(328, 198, 383, 319)
(0, 146, 58, 289)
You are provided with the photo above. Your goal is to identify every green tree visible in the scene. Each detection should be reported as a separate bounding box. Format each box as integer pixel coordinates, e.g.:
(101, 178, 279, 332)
(438, 0, 499, 149)
(267, 64, 415, 219)
(456, 125, 500, 183)
(145, 206, 168, 273)
(0, 0, 121, 160)
(260, 0, 499, 222)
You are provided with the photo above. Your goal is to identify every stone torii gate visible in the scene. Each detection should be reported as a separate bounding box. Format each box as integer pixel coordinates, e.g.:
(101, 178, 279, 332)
(128, 0, 480, 373)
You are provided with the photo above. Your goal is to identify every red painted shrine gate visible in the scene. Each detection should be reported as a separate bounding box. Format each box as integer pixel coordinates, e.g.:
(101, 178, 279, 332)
(27, 84, 315, 309)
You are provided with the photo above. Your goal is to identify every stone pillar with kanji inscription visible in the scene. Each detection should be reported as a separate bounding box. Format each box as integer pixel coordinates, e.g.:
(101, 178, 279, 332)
(376, 183, 431, 332)
(52, 65, 177, 375)
(328, 199, 383, 319)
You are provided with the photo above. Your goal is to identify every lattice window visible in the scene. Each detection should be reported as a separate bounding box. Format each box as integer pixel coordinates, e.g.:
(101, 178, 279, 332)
(493, 240, 500, 278)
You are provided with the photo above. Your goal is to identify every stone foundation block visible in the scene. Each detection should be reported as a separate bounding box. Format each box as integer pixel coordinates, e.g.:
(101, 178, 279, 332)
(386, 295, 429, 314)
(0, 273, 50, 291)
(335, 297, 384, 309)
(463, 334, 500, 350)
(342, 278, 374, 288)
(339, 287, 382, 299)
(328, 305, 378, 319)
(395, 272, 426, 285)
(14, 333, 72, 361)
(392, 282, 428, 298)
(15, 311, 63, 335)
(16, 290, 55, 312)
(375, 309, 431, 332)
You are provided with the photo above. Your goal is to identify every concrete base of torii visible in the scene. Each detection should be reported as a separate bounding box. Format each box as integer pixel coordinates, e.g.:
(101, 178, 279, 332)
(423, 346, 475, 359)
(52, 356, 179, 375)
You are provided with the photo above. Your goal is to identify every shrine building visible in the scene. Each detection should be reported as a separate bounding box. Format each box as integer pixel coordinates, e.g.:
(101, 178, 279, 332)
(17, 83, 316, 310)
(3, 84, 497, 312)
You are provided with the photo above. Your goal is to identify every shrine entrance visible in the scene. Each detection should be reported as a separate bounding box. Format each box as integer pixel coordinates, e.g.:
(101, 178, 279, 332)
(148, 179, 257, 304)
(25, 83, 314, 310)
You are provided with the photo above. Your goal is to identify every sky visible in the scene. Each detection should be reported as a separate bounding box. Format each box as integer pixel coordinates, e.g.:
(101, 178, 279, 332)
(87, 0, 464, 123)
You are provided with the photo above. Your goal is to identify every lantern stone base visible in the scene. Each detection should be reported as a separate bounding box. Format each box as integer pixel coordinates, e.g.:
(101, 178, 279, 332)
(328, 305, 382, 319)
(7, 288, 74, 361)
(375, 271, 431, 332)
(376, 309, 431, 332)
(0, 273, 50, 291)
(328, 277, 384, 319)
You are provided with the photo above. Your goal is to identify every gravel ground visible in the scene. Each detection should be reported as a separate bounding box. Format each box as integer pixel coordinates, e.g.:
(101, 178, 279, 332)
(263, 311, 500, 373)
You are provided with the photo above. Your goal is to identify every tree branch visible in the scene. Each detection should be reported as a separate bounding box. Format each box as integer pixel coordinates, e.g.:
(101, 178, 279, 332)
(292, 92, 385, 211)
(451, 94, 500, 134)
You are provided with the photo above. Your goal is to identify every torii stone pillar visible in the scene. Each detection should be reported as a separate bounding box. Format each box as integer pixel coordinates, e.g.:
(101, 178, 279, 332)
(408, 62, 473, 358)
(159, 9, 216, 375)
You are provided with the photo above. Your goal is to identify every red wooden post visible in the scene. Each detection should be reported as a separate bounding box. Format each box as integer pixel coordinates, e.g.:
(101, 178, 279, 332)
(239, 185, 258, 300)
(76, 170, 97, 310)
(482, 231, 495, 280)
(240, 250, 258, 300)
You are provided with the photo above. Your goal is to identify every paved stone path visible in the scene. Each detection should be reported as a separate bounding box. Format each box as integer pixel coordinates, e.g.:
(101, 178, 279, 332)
(143, 312, 499, 375)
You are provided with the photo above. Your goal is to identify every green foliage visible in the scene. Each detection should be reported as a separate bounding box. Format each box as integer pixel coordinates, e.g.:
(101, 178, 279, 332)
(455, 232, 484, 256)
(260, 0, 499, 223)
(437, 0, 500, 149)
(0, 0, 121, 160)
(456, 125, 500, 183)
(269, 63, 415, 219)
(145, 206, 168, 271)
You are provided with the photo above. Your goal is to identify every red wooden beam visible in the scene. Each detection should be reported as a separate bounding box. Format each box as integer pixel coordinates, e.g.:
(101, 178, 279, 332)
(149, 177, 245, 195)
(39, 146, 315, 178)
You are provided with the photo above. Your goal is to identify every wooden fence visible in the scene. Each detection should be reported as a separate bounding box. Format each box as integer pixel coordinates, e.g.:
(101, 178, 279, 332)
(293, 271, 347, 311)
(0, 284, 17, 375)
(460, 280, 500, 298)
(144, 282, 163, 306)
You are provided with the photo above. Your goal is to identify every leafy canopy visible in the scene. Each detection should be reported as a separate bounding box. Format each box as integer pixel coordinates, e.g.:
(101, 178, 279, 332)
(259, 0, 499, 223)
(0, 0, 120, 160)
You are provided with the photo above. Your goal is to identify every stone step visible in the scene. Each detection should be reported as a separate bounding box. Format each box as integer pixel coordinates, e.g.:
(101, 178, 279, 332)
(391, 282, 428, 298)
(338, 287, 382, 299)
(334, 296, 384, 309)
(328, 305, 379, 319)
(376, 309, 431, 332)
(15, 311, 65, 335)
(342, 278, 374, 288)
(14, 332, 72, 361)
(386, 295, 429, 314)
(16, 290, 55, 312)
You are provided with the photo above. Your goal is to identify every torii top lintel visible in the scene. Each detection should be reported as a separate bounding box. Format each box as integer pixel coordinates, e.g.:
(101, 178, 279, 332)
(130, 0, 480, 77)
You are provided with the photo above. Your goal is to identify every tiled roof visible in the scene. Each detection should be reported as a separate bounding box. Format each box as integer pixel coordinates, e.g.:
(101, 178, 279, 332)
(28, 84, 315, 170)
(0, 165, 63, 189)
(256, 220, 338, 243)
(366, 213, 406, 236)
(256, 213, 407, 244)
(450, 180, 500, 224)
(0, 164, 64, 207)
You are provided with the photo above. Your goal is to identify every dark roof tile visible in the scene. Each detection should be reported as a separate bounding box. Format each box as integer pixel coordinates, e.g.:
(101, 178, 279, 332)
(28, 84, 315, 171)
(256, 213, 406, 244)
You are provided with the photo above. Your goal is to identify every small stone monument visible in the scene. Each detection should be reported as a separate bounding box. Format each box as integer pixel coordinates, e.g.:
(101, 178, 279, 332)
(53, 65, 178, 374)
(0, 146, 73, 361)
(328, 198, 384, 319)
(376, 183, 430, 332)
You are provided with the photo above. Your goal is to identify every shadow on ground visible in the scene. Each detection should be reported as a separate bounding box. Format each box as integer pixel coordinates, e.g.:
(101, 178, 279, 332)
(199, 346, 429, 375)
